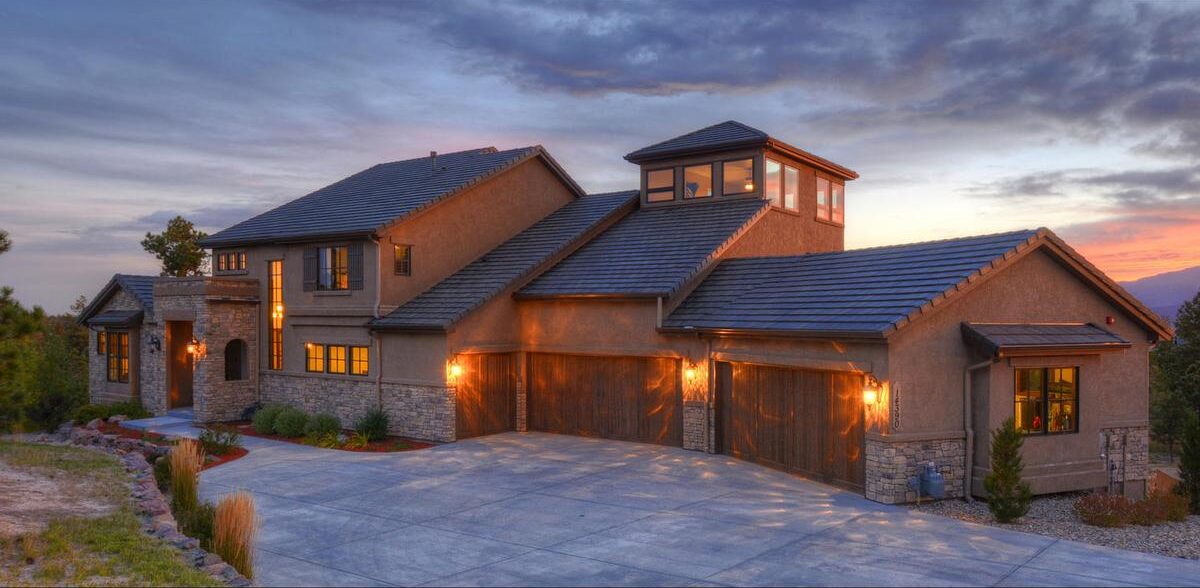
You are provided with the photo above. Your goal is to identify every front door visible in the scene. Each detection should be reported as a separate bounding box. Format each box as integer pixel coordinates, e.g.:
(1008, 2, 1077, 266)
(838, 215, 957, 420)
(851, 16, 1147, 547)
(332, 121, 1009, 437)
(167, 321, 194, 408)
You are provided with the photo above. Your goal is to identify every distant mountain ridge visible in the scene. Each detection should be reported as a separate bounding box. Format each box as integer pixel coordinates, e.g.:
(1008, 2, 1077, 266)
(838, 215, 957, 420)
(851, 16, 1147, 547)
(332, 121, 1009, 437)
(1120, 265, 1200, 324)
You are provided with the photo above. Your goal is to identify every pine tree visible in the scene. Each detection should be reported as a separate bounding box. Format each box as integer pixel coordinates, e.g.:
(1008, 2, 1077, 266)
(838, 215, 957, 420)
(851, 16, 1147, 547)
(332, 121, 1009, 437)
(140, 216, 209, 277)
(1178, 416, 1200, 514)
(984, 417, 1033, 523)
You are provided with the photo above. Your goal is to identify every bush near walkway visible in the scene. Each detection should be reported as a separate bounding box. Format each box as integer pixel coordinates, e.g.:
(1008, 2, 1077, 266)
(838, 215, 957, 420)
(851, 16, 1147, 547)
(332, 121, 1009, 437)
(984, 417, 1033, 523)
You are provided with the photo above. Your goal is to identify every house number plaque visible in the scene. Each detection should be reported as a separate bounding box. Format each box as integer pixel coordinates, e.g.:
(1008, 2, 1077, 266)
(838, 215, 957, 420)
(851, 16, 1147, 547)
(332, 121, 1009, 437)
(891, 384, 902, 431)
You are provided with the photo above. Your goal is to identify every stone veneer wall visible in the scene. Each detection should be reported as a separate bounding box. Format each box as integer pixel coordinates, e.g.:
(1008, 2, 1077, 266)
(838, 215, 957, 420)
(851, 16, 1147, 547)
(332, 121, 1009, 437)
(864, 436, 966, 504)
(260, 373, 456, 443)
(1102, 425, 1150, 499)
(514, 380, 528, 432)
(87, 288, 145, 405)
(194, 300, 258, 423)
(682, 401, 707, 451)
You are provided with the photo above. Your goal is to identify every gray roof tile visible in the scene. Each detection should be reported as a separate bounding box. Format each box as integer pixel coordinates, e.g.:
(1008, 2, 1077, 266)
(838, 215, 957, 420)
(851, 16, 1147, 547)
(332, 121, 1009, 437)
(518, 198, 768, 298)
(114, 274, 157, 313)
(663, 230, 1040, 335)
(625, 121, 768, 163)
(371, 191, 637, 330)
(962, 322, 1130, 356)
(200, 147, 545, 247)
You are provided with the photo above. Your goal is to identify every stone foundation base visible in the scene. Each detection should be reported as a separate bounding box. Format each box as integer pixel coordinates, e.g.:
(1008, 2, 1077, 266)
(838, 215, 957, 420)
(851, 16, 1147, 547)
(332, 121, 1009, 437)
(260, 373, 455, 443)
(865, 436, 965, 504)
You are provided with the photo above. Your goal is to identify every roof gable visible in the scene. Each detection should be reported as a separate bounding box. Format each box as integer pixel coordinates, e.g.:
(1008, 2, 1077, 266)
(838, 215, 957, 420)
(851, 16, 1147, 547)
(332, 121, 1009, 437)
(77, 274, 156, 325)
(517, 198, 769, 299)
(371, 191, 638, 331)
(625, 121, 768, 163)
(663, 228, 1174, 340)
(200, 146, 583, 248)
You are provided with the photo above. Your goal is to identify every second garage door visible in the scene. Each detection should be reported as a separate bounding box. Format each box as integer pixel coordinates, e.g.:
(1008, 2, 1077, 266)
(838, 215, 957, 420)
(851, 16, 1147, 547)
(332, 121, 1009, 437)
(717, 361, 865, 489)
(456, 353, 516, 439)
(527, 353, 682, 446)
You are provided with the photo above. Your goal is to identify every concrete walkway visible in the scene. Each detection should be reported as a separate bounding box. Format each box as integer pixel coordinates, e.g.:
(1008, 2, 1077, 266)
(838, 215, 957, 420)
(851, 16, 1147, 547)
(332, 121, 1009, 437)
(197, 432, 1200, 587)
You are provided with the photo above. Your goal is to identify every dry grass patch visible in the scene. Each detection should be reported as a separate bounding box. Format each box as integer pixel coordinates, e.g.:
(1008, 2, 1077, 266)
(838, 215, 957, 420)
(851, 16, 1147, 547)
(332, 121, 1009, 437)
(0, 441, 220, 587)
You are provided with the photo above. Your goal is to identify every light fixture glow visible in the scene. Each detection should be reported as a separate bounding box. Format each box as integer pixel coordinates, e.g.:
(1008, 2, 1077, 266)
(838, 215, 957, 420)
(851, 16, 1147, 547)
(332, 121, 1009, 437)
(685, 366, 697, 381)
(863, 375, 881, 405)
(744, 181, 754, 191)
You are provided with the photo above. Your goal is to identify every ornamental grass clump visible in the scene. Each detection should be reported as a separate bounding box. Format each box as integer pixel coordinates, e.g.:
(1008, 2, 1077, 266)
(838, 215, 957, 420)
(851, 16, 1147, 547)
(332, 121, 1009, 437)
(984, 417, 1033, 523)
(213, 491, 259, 579)
(169, 438, 205, 513)
(355, 408, 389, 442)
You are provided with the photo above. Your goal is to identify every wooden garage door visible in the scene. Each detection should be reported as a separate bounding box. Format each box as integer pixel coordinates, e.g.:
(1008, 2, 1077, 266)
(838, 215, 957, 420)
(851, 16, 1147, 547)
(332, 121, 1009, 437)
(456, 353, 516, 439)
(717, 362, 864, 489)
(527, 353, 682, 447)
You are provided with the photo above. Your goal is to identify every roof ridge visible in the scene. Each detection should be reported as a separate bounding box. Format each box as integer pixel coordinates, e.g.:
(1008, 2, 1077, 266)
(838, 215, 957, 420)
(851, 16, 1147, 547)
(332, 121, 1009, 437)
(626, 120, 767, 157)
(713, 229, 1039, 265)
(376, 145, 529, 167)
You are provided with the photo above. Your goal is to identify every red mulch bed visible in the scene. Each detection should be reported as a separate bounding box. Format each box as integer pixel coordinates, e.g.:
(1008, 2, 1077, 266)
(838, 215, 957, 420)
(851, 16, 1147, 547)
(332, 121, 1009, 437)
(99, 421, 249, 469)
(229, 422, 433, 452)
(202, 447, 248, 470)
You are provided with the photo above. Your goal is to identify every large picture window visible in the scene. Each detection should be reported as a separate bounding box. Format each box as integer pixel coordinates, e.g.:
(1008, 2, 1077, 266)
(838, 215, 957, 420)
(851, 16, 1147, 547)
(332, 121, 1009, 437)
(646, 168, 675, 202)
(318, 246, 350, 290)
(722, 159, 754, 195)
(764, 159, 782, 207)
(1015, 367, 1078, 434)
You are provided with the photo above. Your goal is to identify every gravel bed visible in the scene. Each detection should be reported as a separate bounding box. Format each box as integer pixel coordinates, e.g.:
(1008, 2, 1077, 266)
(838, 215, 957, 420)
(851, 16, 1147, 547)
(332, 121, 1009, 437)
(910, 493, 1200, 560)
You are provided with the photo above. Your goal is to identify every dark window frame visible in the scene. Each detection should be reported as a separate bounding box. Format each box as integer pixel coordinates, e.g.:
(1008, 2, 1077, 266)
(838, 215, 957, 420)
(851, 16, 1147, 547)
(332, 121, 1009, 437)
(349, 346, 369, 376)
(682, 163, 714, 199)
(317, 246, 350, 290)
(326, 344, 347, 375)
(721, 158, 757, 196)
(268, 260, 283, 371)
(645, 167, 676, 202)
(1014, 366, 1079, 435)
(394, 244, 412, 276)
(106, 331, 129, 383)
(97, 331, 107, 355)
(305, 342, 324, 373)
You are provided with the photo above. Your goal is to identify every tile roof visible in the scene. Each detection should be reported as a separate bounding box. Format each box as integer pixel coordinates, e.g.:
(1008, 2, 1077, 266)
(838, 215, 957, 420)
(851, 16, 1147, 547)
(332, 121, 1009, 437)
(962, 322, 1131, 357)
(663, 230, 1041, 336)
(625, 121, 769, 163)
(86, 310, 144, 327)
(518, 198, 768, 299)
(114, 274, 157, 313)
(371, 191, 638, 330)
(200, 147, 557, 248)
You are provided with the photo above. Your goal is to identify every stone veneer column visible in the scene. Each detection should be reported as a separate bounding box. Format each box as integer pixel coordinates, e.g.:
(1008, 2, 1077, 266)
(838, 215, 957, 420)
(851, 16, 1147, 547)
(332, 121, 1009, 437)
(514, 380, 528, 432)
(1102, 425, 1150, 499)
(682, 402, 708, 451)
(864, 435, 966, 504)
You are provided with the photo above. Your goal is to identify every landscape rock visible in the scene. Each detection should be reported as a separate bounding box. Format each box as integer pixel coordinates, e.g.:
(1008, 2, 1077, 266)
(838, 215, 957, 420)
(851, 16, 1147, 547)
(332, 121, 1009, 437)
(86, 418, 102, 430)
(108, 414, 128, 423)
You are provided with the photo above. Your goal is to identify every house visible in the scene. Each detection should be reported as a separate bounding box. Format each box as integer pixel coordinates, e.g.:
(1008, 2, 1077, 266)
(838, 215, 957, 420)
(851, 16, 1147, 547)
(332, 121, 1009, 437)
(78, 121, 1173, 504)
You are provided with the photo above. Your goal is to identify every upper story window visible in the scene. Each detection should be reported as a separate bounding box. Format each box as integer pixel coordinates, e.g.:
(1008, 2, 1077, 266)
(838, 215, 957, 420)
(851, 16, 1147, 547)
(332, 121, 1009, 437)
(723, 159, 755, 195)
(318, 246, 349, 290)
(831, 183, 844, 225)
(1015, 367, 1078, 435)
(764, 160, 782, 207)
(394, 244, 412, 276)
(646, 168, 675, 202)
(215, 251, 247, 273)
(784, 166, 799, 211)
(816, 177, 830, 221)
(683, 164, 713, 199)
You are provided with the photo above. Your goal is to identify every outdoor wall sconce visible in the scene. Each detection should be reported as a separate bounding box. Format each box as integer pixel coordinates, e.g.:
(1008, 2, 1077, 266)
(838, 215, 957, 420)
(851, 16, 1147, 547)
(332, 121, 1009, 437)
(186, 338, 207, 360)
(863, 375, 881, 405)
(684, 362, 698, 382)
(148, 335, 161, 353)
(447, 358, 464, 382)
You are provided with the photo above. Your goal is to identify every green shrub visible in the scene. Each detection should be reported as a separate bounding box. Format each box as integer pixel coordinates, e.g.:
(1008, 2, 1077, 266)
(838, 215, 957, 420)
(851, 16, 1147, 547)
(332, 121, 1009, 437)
(306, 431, 341, 449)
(305, 413, 341, 438)
(176, 501, 216, 550)
(199, 426, 242, 456)
(273, 407, 309, 438)
(984, 417, 1033, 523)
(251, 403, 286, 435)
(344, 431, 370, 450)
(73, 404, 110, 424)
(1178, 417, 1200, 514)
(1075, 492, 1133, 527)
(107, 400, 151, 420)
(153, 455, 171, 491)
(1130, 490, 1191, 525)
(355, 409, 389, 442)
(72, 401, 151, 424)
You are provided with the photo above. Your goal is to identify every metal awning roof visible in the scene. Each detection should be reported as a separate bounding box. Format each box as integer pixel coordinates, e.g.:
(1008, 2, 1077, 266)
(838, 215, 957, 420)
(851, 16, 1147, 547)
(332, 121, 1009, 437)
(86, 310, 144, 328)
(961, 322, 1131, 357)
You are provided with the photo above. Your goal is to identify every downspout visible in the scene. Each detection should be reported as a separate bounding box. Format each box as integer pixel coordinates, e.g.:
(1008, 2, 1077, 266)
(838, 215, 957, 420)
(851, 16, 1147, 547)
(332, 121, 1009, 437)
(963, 358, 993, 502)
(369, 236, 384, 409)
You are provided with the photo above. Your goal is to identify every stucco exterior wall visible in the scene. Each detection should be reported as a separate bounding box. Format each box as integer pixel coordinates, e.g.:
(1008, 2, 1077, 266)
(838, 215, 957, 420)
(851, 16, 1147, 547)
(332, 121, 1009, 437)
(378, 157, 577, 309)
(886, 247, 1154, 499)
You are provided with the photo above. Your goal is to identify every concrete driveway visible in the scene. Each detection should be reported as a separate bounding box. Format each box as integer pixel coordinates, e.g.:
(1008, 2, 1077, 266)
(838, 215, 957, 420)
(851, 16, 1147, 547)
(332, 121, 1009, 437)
(199, 432, 1200, 587)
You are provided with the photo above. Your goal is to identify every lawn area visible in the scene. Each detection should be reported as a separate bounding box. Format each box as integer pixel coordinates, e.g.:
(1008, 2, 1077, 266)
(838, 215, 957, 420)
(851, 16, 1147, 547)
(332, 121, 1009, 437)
(0, 442, 221, 587)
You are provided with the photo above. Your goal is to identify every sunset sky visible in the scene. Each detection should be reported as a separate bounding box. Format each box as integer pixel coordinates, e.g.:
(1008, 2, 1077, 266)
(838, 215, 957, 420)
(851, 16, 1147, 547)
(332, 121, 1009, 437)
(1, 0, 1198, 313)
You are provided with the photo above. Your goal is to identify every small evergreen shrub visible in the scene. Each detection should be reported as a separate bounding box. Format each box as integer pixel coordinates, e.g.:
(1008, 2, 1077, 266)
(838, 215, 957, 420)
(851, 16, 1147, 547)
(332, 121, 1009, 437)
(304, 413, 341, 438)
(177, 501, 216, 550)
(984, 417, 1033, 523)
(73, 404, 109, 424)
(251, 404, 286, 435)
(272, 407, 309, 438)
(72, 401, 151, 424)
(199, 426, 242, 456)
(1075, 492, 1133, 527)
(355, 409, 389, 442)
(108, 400, 151, 420)
(153, 455, 171, 491)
